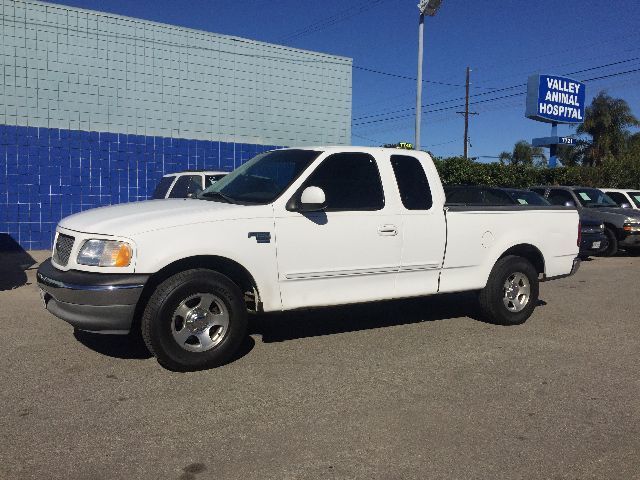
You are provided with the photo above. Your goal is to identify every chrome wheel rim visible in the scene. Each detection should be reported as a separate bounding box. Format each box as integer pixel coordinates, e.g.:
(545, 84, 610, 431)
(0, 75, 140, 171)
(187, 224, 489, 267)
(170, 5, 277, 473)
(171, 293, 229, 352)
(502, 272, 531, 313)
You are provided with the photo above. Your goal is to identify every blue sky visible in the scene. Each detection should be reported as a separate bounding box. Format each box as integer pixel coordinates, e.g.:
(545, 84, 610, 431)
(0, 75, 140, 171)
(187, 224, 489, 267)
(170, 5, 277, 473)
(44, 0, 640, 161)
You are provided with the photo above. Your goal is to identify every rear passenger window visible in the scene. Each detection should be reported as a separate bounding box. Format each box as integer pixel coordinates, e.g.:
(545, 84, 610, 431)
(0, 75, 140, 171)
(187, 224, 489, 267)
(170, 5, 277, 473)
(391, 155, 432, 210)
(303, 152, 384, 211)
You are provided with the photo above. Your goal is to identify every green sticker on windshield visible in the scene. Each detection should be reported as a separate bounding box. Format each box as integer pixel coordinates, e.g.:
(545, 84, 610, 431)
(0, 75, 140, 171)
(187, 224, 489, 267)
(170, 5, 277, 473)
(517, 198, 528, 205)
(634, 195, 640, 203)
(579, 192, 591, 201)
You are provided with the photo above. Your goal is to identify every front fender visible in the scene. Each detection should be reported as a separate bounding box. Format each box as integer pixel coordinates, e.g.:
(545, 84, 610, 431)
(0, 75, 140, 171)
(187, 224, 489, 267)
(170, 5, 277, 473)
(132, 217, 281, 311)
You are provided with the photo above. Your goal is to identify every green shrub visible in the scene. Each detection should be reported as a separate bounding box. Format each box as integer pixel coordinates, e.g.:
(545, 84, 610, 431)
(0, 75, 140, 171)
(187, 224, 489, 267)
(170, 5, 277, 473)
(433, 156, 640, 189)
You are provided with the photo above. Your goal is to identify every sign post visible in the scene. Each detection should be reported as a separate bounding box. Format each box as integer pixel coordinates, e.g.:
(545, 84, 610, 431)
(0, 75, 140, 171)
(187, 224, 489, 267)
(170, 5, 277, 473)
(525, 74, 585, 167)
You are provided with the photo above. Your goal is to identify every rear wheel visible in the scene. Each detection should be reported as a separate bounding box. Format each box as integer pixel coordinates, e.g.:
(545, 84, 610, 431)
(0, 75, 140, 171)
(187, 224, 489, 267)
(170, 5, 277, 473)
(478, 255, 539, 325)
(141, 269, 247, 371)
(601, 227, 618, 257)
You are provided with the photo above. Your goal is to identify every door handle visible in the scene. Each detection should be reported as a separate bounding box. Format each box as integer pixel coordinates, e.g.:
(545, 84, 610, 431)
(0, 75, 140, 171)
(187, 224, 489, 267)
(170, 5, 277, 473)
(378, 224, 398, 236)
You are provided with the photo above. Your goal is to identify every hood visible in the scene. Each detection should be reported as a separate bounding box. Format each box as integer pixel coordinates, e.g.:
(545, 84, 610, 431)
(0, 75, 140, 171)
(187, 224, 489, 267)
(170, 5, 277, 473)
(58, 199, 273, 237)
(584, 206, 640, 218)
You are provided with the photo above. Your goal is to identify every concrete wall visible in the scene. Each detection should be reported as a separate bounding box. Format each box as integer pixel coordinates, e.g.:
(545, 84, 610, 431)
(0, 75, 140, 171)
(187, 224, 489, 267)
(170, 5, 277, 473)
(0, 0, 353, 250)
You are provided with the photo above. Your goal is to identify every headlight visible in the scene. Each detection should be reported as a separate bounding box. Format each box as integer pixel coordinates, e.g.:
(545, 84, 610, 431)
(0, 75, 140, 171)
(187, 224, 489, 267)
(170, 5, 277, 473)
(623, 222, 640, 233)
(77, 240, 132, 267)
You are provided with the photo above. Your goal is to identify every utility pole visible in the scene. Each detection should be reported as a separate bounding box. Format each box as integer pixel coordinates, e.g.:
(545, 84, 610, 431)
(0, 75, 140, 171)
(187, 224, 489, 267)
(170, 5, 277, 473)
(463, 66, 470, 159)
(457, 66, 478, 159)
(414, 0, 443, 151)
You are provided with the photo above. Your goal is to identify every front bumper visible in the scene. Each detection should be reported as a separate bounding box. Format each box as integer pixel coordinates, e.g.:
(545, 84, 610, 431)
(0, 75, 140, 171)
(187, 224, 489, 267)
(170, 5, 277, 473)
(37, 259, 149, 334)
(620, 231, 640, 248)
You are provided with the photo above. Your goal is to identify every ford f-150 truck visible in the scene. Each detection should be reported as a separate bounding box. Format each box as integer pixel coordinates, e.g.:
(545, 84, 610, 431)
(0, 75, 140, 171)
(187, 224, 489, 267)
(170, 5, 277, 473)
(37, 147, 580, 370)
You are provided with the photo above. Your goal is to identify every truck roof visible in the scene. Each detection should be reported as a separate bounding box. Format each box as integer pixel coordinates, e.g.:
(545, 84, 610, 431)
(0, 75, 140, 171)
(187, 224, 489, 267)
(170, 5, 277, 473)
(284, 146, 433, 156)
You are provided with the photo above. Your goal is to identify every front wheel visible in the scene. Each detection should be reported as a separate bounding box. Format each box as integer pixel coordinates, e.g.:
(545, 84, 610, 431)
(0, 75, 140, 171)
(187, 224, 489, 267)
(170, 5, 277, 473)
(141, 269, 248, 371)
(601, 227, 618, 257)
(478, 255, 539, 325)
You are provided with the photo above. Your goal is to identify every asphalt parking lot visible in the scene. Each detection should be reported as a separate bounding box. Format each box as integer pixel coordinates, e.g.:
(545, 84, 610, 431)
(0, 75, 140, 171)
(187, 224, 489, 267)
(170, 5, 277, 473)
(1, 251, 639, 480)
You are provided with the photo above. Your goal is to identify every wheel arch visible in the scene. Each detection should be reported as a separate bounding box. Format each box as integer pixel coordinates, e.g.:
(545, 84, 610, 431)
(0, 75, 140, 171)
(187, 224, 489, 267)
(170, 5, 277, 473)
(496, 243, 545, 276)
(603, 222, 621, 240)
(133, 255, 261, 331)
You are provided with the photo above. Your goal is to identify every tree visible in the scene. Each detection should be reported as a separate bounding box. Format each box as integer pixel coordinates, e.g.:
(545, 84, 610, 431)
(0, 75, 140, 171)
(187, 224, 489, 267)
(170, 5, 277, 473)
(499, 140, 546, 166)
(577, 91, 639, 166)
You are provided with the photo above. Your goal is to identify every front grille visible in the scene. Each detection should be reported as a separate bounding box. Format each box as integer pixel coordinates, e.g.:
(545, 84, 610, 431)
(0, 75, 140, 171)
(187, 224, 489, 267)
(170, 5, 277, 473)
(52, 234, 75, 266)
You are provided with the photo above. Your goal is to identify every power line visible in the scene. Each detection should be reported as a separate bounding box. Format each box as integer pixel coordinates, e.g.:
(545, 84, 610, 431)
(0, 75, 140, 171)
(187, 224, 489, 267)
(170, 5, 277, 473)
(353, 58, 640, 124)
(354, 65, 466, 87)
(353, 68, 640, 128)
(278, 0, 388, 42)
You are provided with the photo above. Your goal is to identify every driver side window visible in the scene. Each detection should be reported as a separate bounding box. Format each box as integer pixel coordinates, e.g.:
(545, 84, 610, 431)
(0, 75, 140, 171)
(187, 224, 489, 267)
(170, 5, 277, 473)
(303, 153, 385, 211)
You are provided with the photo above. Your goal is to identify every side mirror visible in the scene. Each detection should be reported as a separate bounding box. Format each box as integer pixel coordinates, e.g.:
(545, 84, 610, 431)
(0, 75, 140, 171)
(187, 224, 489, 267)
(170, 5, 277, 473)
(298, 186, 326, 212)
(564, 201, 576, 207)
(620, 202, 631, 209)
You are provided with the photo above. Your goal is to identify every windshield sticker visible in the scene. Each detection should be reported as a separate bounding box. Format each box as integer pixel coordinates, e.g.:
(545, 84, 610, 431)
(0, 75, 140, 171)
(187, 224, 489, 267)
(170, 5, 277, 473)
(517, 198, 528, 205)
(579, 192, 591, 201)
(634, 195, 640, 203)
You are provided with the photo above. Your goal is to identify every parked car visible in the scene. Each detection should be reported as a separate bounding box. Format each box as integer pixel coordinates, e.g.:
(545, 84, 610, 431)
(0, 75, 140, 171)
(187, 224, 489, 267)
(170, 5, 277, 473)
(38, 147, 580, 371)
(152, 171, 228, 199)
(444, 185, 609, 259)
(445, 186, 608, 258)
(444, 185, 514, 205)
(599, 188, 640, 210)
(444, 185, 549, 206)
(531, 186, 640, 256)
(578, 218, 608, 259)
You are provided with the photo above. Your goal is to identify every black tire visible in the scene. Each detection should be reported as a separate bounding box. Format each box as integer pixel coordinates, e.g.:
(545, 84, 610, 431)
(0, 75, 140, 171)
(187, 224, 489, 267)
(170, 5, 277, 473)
(478, 255, 539, 326)
(141, 269, 247, 371)
(601, 227, 618, 257)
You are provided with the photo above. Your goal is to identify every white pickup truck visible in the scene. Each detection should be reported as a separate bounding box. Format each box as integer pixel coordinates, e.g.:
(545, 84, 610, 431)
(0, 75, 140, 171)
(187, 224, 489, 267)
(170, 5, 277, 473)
(37, 147, 580, 370)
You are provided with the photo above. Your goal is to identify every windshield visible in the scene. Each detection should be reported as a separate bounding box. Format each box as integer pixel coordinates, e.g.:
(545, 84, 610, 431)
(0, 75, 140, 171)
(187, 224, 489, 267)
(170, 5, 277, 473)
(197, 149, 322, 204)
(506, 190, 550, 206)
(628, 191, 640, 208)
(574, 188, 617, 208)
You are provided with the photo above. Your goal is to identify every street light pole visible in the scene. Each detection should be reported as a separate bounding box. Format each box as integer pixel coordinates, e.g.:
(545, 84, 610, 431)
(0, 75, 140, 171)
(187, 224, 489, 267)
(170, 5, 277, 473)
(414, 0, 442, 151)
(414, 11, 425, 150)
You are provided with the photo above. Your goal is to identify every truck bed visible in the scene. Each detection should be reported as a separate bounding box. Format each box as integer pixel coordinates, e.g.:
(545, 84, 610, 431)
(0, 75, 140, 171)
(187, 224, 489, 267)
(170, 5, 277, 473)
(439, 206, 579, 293)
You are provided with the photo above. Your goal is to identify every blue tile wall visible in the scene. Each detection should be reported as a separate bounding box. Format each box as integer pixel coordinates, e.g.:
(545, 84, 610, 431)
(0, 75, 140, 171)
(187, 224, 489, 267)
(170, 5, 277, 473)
(0, 124, 283, 251)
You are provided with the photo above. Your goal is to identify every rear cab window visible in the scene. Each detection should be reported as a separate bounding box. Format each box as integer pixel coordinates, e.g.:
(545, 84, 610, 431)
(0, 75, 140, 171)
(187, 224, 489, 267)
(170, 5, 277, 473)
(390, 155, 432, 210)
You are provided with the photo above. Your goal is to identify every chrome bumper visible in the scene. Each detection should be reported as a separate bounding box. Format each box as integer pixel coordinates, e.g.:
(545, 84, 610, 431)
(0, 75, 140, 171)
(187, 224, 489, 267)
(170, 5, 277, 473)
(37, 259, 149, 334)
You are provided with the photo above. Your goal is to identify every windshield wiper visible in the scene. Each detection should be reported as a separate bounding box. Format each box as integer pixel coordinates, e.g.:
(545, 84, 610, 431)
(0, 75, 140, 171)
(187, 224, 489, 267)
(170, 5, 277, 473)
(199, 191, 236, 204)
